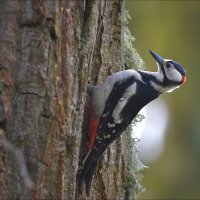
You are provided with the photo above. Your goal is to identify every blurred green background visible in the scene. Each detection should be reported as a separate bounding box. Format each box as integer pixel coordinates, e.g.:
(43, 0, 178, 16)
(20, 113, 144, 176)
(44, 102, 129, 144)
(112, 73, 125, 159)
(127, 1, 200, 199)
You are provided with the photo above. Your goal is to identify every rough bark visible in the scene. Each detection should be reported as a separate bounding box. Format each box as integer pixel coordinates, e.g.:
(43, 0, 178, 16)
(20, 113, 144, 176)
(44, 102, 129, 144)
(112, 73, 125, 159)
(0, 0, 143, 200)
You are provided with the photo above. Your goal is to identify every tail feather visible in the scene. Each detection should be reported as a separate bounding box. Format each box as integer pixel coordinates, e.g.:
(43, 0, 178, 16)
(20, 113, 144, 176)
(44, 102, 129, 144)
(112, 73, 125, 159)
(77, 145, 104, 196)
(77, 158, 91, 193)
(77, 142, 108, 196)
(85, 162, 98, 196)
(77, 150, 98, 195)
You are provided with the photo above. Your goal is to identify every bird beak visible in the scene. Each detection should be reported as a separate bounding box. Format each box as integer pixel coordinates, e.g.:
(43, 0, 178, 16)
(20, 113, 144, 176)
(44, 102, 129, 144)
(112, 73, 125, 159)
(149, 50, 164, 67)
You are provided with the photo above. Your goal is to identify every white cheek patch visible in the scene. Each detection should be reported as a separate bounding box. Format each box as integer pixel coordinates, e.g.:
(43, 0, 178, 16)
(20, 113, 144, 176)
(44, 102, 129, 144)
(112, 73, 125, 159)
(165, 67, 182, 82)
(163, 59, 183, 83)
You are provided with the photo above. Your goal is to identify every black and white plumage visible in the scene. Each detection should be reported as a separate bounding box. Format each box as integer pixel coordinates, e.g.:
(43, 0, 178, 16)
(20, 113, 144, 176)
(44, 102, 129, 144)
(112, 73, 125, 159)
(77, 50, 186, 196)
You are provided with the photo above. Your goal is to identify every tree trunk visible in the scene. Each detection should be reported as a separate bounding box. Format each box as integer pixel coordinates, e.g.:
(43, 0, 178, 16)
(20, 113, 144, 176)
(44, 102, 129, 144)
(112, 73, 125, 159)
(0, 0, 143, 199)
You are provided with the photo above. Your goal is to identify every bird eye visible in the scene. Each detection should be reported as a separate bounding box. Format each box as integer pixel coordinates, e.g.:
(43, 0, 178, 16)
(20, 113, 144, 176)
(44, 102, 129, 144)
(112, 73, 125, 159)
(166, 63, 173, 68)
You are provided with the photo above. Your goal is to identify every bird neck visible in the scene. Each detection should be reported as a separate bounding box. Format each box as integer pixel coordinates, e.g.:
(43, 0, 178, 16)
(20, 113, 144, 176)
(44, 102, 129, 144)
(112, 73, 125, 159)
(141, 70, 180, 93)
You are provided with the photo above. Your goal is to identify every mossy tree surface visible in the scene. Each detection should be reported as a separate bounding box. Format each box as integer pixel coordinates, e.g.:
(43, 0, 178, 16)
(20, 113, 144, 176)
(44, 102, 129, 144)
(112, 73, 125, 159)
(0, 0, 143, 199)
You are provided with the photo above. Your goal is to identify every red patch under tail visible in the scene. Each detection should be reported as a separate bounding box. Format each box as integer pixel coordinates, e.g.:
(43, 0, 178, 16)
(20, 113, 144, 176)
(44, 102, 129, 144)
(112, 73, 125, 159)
(87, 95, 100, 150)
(88, 118, 100, 150)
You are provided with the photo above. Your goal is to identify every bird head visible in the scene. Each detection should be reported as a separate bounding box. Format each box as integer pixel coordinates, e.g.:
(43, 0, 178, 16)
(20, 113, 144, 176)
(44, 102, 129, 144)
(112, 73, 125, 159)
(149, 50, 187, 88)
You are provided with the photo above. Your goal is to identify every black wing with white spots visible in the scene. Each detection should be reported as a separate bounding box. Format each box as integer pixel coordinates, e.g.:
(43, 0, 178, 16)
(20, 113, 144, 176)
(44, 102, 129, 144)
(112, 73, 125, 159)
(77, 76, 160, 196)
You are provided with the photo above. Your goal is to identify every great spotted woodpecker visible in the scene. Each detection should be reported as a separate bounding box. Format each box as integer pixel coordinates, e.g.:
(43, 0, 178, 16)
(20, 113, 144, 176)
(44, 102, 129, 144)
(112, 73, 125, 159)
(77, 50, 186, 196)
